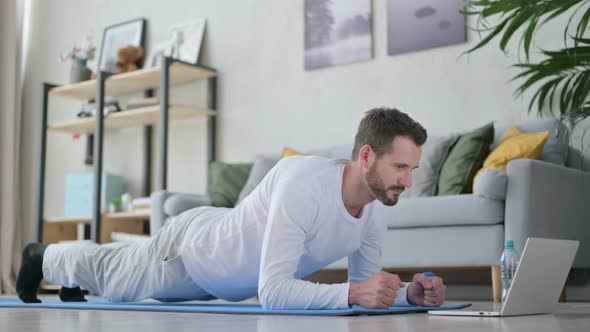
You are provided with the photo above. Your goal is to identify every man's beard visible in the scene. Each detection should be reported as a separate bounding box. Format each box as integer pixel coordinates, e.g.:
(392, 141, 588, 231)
(366, 163, 404, 206)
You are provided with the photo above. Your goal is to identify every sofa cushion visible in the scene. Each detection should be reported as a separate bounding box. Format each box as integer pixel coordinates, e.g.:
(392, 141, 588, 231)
(237, 156, 279, 204)
(473, 168, 508, 201)
(401, 134, 458, 198)
(281, 147, 305, 158)
(326, 224, 504, 269)
(474, 126, 549, 190)
(437, 123, 495, 195)
(374, 194, 504, 229)
(492, 118, 569, 166)
(260, 145, 353, 160)
(208, 161, 252, 208)
(308, 144, 353, 159)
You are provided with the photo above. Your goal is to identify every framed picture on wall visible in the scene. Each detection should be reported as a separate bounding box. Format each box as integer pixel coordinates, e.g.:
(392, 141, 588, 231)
(387, 0, 466, 55)
(98, 18, 146, 73)
(304, 0, 373, 70)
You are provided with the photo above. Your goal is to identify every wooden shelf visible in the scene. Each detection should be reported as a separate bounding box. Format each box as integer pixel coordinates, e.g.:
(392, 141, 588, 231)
(45, 216, 92, 224)
(38, 59, 217, 244)
(50, 62, 216, 100)
(43, 210, 151, 244)
(47, 105, 216, 134)
(104, 210, 151, 220)
(45, 210, 151, 223)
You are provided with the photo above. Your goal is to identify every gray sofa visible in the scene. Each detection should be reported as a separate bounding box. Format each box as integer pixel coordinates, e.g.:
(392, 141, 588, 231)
(150, 119, 590, 302)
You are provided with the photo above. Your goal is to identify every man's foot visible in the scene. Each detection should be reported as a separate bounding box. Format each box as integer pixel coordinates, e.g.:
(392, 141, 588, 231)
(16, 243, 47, 303)
(59, 286, 87, 302)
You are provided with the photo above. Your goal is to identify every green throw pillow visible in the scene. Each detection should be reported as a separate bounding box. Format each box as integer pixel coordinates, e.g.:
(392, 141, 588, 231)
(436, 123, 494, 195)
(209, 161, 253, 207)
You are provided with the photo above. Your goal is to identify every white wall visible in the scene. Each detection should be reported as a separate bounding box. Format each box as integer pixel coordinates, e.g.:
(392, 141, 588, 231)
(20, 0, 582, 242)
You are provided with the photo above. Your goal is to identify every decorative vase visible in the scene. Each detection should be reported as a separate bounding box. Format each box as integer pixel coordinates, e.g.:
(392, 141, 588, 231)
(69, 58, 92, 84)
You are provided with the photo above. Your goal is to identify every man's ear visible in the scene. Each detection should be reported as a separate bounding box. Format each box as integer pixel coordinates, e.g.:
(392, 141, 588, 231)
(358, 144, 374, 170)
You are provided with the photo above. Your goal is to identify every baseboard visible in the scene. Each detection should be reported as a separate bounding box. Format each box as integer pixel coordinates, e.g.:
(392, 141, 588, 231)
(304, 268, 590, 301)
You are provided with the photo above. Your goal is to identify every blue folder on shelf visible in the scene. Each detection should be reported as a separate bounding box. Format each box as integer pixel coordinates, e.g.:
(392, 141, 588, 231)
(0, 298, 471, 316)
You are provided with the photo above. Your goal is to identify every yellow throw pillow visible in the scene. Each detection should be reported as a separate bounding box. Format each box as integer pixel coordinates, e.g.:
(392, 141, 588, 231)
(473, 126, 549, 191)
(280, 147, 305, 159)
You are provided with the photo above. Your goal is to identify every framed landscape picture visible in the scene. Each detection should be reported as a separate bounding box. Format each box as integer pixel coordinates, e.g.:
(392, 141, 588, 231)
(304, 0, 373, 70)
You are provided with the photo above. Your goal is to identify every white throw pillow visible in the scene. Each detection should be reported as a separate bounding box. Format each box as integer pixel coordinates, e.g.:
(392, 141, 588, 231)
(236, 156, 278, 203)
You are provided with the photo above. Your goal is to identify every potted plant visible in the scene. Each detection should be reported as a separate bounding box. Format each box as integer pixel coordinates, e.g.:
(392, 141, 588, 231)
(462, 0, 590, 127)
(59, 34, 96, 84)
(109, 197, 122, 214)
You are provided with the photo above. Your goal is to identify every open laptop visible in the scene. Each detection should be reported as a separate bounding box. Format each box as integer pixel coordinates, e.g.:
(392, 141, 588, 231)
(428, 237, 579, 317)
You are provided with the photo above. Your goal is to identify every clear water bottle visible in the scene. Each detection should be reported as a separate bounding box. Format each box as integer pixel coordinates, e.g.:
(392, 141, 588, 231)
(500, 240, 520, 303)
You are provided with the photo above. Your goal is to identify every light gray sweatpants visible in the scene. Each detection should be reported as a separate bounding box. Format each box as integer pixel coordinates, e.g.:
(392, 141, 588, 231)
(42, 208, 211, 302)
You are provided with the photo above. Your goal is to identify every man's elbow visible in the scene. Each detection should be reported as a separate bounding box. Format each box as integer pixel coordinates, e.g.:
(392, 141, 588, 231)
(258, 283, 281, 310)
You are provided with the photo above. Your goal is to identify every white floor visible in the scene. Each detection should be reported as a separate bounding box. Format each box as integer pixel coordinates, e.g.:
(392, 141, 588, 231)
(0, 297, 589, 332)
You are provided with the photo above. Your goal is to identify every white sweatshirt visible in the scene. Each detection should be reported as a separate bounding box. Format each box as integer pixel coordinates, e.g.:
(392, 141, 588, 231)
(180, 155, 409, 309)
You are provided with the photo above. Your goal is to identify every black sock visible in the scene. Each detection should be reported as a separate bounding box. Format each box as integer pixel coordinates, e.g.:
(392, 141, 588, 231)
(59, 286, 87, 302)
(16, 242, 47, 303)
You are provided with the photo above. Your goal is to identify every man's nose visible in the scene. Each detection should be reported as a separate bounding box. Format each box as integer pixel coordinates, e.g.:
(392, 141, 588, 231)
(399, 171, 412, 188)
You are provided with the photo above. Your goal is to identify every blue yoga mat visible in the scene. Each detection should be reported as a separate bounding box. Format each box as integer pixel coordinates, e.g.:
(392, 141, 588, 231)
(0, 298, 471, 316)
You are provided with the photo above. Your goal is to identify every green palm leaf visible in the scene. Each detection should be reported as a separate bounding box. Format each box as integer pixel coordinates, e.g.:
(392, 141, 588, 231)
(513, 46, 590, 124)
(464, 0, 590, 124)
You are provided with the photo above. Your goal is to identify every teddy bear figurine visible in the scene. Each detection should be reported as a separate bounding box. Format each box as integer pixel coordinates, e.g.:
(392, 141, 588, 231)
(113, 45, 144, 74)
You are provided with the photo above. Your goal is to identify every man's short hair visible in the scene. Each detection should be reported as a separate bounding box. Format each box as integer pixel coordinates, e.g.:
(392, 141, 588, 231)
(351, 107, 427, 160)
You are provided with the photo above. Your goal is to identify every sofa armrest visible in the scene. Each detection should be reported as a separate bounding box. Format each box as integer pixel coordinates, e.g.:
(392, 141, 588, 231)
(150, 190, 212, 235)
(505, 159, 590, 267)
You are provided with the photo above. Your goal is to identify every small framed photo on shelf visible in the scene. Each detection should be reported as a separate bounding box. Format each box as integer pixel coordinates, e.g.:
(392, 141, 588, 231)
(98, 18, 146, 73)
(167, 18, 206, 64)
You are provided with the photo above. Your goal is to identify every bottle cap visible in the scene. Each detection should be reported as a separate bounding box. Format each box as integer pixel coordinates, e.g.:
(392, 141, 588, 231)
(505, 240, 514, 248)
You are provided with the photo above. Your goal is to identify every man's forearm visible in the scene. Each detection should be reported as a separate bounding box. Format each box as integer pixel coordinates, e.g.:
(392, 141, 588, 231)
(348, 283, 359, 306)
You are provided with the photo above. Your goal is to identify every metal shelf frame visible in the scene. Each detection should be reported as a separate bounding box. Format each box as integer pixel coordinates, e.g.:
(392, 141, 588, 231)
(37, 58, 217, 243)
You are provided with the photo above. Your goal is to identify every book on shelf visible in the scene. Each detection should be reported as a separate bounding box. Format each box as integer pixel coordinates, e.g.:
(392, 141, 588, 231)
(131, 208, 151, 214)
(132, 197, 151, 205)
(131, 197, 151, 211)
(125, 97, 159, 110)
(128, 97, 159, 105)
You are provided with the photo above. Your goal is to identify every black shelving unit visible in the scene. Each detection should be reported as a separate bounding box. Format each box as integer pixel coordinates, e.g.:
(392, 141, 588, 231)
(36, 58, 217, 243)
